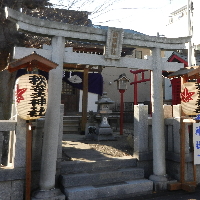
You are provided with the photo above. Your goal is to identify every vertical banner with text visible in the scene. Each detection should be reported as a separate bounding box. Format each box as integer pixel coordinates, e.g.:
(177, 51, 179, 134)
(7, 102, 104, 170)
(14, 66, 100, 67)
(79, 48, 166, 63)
(193, 123, 200, 164)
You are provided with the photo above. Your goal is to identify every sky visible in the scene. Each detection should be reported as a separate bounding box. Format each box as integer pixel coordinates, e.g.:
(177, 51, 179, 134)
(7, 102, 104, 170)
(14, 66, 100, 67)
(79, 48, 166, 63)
(49, 0, 188, 36)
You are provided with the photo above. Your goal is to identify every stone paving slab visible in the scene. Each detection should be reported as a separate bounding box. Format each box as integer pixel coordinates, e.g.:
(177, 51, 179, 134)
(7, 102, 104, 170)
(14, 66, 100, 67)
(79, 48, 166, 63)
(117, 185, 200, 200)
(65, 179, 153, 200)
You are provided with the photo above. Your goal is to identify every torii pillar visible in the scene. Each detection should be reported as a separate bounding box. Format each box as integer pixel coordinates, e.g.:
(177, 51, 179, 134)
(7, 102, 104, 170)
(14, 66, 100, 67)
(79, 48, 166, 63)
(32, 36, 65, 199)
(149, 47, 167, 190)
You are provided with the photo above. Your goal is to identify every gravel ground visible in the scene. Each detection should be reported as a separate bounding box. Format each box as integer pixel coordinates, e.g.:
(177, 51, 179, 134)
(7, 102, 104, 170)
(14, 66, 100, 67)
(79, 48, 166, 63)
(84, 134, 133, 157)
(62, 133, 134, 161)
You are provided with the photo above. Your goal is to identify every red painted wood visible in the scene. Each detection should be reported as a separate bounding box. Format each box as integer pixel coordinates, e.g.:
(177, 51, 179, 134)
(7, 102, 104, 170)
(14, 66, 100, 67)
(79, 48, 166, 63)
(119, 89, 125, 135)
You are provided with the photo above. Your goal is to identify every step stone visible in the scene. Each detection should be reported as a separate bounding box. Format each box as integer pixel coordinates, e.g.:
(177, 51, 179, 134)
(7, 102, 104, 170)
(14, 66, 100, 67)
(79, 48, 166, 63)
(63, 117, 81, 120)
(63, 116, 80, 133)
(63, 119, 80, 122)
(63, 130, 79, 133)
(63, 126, 79, 130)
(60, 159, 137, 174)
(61, 167, 144, 187)
(65, 179, 153, 200)
(63, 121, 79, 125)
(63, 122, 79, 126)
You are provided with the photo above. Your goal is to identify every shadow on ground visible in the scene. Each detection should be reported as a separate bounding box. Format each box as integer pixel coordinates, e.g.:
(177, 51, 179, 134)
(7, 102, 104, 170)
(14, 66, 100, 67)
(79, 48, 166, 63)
(62, 133, 133, 162)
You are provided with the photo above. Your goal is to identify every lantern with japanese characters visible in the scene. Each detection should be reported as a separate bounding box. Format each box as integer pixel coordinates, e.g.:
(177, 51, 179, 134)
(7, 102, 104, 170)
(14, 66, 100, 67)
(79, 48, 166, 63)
(15, 74, 48, 120)
(180, 82, 200, 115)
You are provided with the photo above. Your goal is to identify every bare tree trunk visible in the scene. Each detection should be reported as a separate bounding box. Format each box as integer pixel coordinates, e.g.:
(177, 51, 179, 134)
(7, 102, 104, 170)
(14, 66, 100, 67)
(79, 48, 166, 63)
(0, 70, 16, 166)
(0, 70, 16, 120)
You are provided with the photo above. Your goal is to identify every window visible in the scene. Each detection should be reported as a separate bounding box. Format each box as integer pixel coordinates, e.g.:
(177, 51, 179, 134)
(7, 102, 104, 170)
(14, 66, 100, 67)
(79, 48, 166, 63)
(135, 50, 142, 59)
(62, 81, 75, 95)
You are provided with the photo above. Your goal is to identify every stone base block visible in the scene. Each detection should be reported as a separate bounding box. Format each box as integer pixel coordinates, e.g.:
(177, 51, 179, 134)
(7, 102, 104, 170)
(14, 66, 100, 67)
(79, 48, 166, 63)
(98, 128, 115, 141)
(32, 188, 65, 200)
(149, 174, 168, 191)
(85, 123, 98, 140)
(65, 179, 153, 200)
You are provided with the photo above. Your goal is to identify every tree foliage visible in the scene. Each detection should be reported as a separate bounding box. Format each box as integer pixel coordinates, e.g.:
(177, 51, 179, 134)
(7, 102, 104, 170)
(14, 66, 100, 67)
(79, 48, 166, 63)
(0, 0, 120, 119)
(0, 0, 51, 119)
(50, 0, 121, 23)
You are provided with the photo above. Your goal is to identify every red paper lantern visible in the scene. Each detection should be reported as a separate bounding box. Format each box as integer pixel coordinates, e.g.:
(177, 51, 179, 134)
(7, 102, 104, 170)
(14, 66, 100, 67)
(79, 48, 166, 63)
(15, 74, 48, 120)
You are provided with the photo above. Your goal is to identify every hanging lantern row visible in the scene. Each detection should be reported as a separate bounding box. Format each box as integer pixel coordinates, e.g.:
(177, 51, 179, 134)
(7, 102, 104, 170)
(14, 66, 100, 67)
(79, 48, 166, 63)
(15, 74, 48, 120)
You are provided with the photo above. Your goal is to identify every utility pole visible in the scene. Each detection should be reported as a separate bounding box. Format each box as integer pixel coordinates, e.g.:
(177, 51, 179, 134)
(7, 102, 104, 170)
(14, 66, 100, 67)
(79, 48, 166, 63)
(187, 0, 196, 66)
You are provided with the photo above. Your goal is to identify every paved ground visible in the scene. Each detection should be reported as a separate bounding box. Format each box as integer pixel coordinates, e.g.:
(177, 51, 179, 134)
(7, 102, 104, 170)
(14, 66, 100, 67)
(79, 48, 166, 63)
(62, 133, 200, 200)
(122, 186, 200, 200)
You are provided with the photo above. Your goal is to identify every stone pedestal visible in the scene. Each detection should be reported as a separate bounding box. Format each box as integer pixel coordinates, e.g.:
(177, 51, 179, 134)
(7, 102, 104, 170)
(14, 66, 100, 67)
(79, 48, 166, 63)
(149, 175, 168, 191)
(97, 127, 114, 141)
(133, 104, 149, 160)
(32, 188, 65, 200)
(85, 123, 98, 140)
(85, 111, 98, 140)
(97, 114, 115, 141)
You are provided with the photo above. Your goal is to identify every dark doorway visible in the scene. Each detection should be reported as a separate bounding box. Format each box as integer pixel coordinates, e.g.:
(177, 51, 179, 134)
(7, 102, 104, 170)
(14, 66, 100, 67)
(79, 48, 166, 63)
(61, 81, 79, 115)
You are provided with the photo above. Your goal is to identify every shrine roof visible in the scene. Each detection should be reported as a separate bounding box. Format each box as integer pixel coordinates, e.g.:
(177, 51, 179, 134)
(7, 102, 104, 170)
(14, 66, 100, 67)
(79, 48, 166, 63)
(7, 51, 58, 72)
(168, 51, 200, 66)
(168, 66, 200, 79)
(168, 67, 194, 78)
(93, 25, 145, 35)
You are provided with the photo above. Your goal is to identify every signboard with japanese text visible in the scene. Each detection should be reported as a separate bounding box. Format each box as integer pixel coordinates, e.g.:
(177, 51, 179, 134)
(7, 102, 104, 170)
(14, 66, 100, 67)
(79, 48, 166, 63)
(181, 82, 200, 115)
(15, 74, 48, 120)
(104, 27, 124, 60)
(193, 123, 200, 164)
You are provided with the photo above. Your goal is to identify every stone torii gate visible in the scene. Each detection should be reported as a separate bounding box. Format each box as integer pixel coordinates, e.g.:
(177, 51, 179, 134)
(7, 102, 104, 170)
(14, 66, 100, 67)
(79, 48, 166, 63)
(5, 7, 190, 199)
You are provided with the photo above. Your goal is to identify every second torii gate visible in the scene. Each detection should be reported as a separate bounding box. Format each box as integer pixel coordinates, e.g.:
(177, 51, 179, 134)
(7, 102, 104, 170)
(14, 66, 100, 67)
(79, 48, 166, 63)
(5, 7, 190, 199)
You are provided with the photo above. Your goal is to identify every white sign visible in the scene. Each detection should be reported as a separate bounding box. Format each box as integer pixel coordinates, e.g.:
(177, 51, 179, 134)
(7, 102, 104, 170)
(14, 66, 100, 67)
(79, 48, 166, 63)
(193, 123, 200, 164)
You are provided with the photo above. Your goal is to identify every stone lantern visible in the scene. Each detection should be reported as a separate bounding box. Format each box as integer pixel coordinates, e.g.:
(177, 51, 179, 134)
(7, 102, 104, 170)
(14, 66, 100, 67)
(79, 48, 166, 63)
(95, 92, 115, 140)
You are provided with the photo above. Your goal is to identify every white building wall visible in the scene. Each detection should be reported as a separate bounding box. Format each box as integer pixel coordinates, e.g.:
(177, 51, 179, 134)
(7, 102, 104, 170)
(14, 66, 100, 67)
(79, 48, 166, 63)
(165, 6, 188, 38)
(165, 0, 200, 46)
(192, 0, 200, 46)
(102, 66, 151, 106)
(79, 90, 98, 112)
(164, 78, 172, 100)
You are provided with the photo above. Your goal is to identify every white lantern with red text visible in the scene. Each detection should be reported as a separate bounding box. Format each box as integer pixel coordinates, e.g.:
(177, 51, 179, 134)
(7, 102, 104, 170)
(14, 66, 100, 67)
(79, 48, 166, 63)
(15, 74, 48, 120)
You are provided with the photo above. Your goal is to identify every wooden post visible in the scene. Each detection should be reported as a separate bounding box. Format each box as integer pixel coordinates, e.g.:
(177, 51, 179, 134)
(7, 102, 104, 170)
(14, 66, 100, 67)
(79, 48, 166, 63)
(26, 121, 33, 200)
(119, 89, 125, 135)
(81, 66, 89, 133)
(180, 76, 187, 184)
(134, 74, 137, 105)
(180, 116, 185, 183)
(168, 76, 196, 192)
